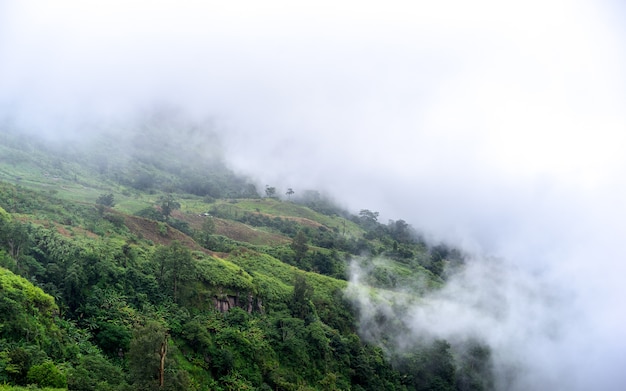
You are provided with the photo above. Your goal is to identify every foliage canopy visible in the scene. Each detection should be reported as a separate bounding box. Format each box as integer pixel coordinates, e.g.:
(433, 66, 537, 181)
(0, 127, 488, 391)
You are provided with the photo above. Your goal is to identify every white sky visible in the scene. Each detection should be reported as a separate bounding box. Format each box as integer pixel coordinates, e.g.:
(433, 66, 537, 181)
(1, 1, 626, 389)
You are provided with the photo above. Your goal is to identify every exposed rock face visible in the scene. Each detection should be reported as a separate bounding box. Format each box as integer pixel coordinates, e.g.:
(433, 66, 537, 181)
(247, 293, 253, 313)
(213, 292, 263, 313)
(213, 295, 234, 312)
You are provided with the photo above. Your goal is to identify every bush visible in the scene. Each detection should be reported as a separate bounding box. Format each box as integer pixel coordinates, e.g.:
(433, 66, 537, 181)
(67, 354, 128, 391)
(96, 193, 115, 207)
(26, 361, 67, 388)
(168, 219, 192, 236)
(103, 213, 125, 228)
(135, 207, 164, 221)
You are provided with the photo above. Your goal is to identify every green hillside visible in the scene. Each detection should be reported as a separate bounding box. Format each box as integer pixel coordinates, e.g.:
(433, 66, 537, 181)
(0, 126, 490, 390)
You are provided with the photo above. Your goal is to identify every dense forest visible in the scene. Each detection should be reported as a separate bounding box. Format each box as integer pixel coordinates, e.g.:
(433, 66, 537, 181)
(0, 123, 493, 391)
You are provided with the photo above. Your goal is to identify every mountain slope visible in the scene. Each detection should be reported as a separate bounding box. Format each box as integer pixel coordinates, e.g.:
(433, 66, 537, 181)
(0, 126, 489, 390)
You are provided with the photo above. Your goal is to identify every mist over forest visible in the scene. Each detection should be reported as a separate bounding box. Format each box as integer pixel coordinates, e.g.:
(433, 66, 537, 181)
(1, 1, 626, 390)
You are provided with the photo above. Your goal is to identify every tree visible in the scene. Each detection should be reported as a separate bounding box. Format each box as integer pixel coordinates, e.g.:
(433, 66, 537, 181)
(395, 340, 456, 391)
(291, 230, 309, 261)
(153, 242, 195, 303)
(456, 340, 494, 391)
(388, 219, 414, 243)
(127, 320, 168, 391)
(358, 209, 379, 231)
(312, 251, 338, 277)
(359, 209, 379, 223)
(96, 193, 115, 207)
(286, 188, 294, 200)
(159, 194, 180, 221)
(63, 261, 86, 311)
(0, 219, 32, 271)
(265, 186, 276, 198)
(290, 273, 314, 320)
(128, 320, 194, 391)
(195, 216, 216, 248)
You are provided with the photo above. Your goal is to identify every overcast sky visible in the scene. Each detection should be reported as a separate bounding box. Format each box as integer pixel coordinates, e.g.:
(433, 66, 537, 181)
(1, 1, 626, 389)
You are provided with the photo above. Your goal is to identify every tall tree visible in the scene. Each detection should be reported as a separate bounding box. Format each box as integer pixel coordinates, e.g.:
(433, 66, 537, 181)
(291, 230, 309, 261)
(0, 219, 32, 271)
(286, 188, 294, 200)
(153, 241, 195, 303)
(195, 216, 215, 248)
(290, 273, 314, 320)
(265, 185, 276, 198)
(127, 320, 168, 391)
(159, 194, 180, 221)
(358, 209, 380, 231)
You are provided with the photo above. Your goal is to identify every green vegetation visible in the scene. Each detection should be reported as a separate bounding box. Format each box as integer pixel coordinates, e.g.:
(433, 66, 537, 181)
(0, 125, 490, 390)
(0, 386, 66, 391)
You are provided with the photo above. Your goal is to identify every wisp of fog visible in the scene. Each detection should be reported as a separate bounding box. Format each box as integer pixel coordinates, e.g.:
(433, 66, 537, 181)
(1, 1, 626, 389)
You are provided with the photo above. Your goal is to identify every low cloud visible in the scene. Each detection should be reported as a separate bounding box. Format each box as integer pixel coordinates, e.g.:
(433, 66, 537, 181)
(347, 256, 600, 390)
(1, 1, 626, 389)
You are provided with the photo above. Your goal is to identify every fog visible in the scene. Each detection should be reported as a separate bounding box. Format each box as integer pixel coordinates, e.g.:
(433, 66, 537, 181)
(2, 1, 626, 389)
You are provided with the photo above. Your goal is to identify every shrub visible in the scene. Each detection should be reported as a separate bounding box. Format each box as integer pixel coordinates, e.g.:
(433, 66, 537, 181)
(96, 193, 115, 207)
(26, 361, 67, 388)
